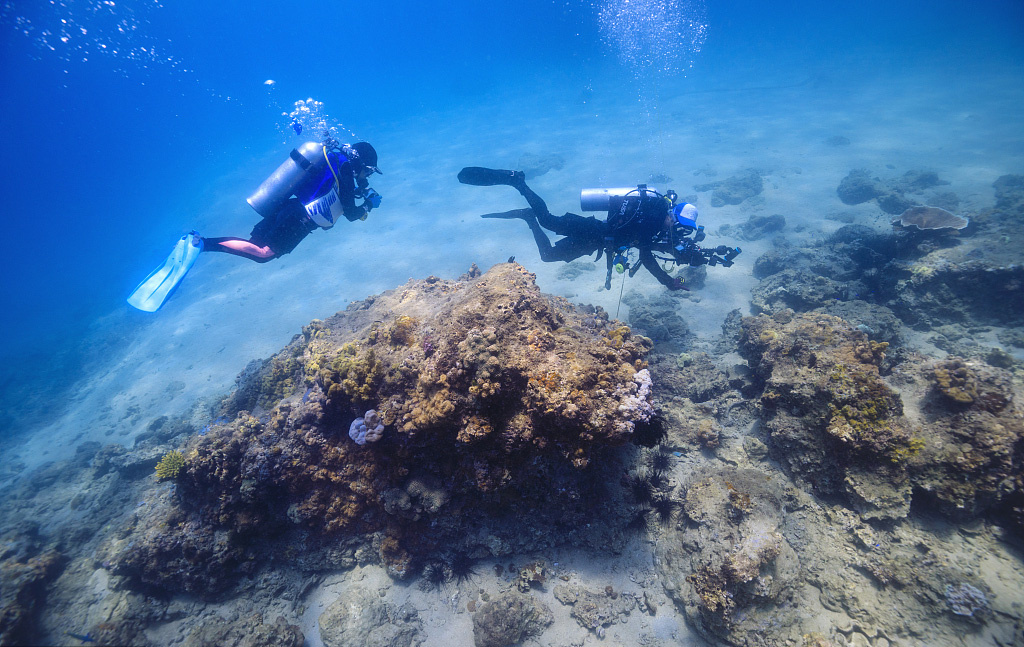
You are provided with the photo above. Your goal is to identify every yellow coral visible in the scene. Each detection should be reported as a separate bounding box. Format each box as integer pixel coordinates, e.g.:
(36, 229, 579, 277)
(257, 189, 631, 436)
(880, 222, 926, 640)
(385, 315, 417, 346)
(155, 450, 185, 481)
(933, 361, 977, 404)
(909, 264, 936, 280)
(605, 325, 631, 349)
(322, 343, 382, 404)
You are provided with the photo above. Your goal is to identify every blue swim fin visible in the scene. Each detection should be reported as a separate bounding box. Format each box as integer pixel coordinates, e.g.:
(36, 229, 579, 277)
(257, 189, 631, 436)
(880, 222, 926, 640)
(127, 232, 204, 312)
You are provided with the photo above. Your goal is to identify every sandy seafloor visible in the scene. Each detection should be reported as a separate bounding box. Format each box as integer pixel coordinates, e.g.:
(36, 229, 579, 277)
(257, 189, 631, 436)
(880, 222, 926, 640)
(2, 59, 1024, 647)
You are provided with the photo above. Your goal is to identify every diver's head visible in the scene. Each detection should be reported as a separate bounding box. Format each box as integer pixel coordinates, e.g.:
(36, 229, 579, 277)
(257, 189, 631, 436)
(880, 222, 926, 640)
(674, 203, 698, 229)
(347, 141, 381, 176)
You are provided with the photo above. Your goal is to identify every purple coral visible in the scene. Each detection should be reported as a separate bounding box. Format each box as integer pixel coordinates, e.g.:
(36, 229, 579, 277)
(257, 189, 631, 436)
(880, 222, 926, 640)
(349, 409, 385, 445)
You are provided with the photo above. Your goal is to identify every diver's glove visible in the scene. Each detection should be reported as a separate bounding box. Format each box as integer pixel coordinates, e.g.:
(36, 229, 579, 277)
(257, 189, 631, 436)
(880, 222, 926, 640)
(364, 188, 382, 210)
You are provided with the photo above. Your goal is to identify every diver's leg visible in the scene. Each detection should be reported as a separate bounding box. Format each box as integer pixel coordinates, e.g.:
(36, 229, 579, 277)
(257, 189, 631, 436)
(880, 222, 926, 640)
(202, 237, 277, 263)
(525, 219, 598, 264)
(524, 218, 563, 262)
(458, 166, 569, 233)
(512, 180, 566, 232)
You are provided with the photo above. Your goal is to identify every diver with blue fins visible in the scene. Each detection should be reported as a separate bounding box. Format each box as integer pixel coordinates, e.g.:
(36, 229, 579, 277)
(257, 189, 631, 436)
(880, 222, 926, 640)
(457, 167, 740, 291)
(127, 138, 382, 312)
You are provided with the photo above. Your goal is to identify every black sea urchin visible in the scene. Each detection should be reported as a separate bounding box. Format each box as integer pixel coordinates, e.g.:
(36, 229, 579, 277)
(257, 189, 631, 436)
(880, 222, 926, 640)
(449, 552, 478, 585)
(625, 506, 651, 533)
(420, 560, 449, 590)
(651, 496, 677, 524)
(649, 450, 673, 475)
(632, 417, 667, 447)
(627, 471, 655, 505)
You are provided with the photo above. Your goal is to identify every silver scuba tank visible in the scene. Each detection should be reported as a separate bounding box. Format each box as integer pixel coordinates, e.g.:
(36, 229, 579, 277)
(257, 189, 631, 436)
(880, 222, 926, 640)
(247, 141, 328, 218)
(580, 186, 659, 212)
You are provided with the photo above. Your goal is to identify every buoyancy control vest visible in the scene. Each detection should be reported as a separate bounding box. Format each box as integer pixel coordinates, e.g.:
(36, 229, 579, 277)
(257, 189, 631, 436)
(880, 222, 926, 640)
(247, 142, 349, 229)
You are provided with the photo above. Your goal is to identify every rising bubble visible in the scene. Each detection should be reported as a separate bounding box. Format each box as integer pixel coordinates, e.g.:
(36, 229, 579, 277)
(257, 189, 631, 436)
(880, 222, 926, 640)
(280, 98, 359, 145)
(597, 0, 708, 78)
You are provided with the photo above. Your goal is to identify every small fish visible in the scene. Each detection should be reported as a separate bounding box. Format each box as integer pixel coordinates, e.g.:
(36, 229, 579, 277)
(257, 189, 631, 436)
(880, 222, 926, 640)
(291, 119, 302, 135)
(66, 632, 95, 643)
(507, 256, 515, 263)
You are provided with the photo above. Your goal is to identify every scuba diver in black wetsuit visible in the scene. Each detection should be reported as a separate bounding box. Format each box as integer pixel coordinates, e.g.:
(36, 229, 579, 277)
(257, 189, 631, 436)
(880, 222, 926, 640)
(203, 139, 383, 262)
(457, 167, 740, 291)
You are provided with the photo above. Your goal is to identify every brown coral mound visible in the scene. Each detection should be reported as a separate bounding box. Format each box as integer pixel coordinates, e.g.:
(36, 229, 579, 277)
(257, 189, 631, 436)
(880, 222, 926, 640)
(739, 311, 1024, 528)
(111, 263, 654, 593)
(740, 311, 918, 520)
(656, 468, 799, 646)
(908, 357, 1024, 521)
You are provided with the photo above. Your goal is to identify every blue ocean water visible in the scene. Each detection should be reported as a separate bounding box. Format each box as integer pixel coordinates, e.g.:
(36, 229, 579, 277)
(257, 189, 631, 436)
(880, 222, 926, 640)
(0, 0, 1022, 437)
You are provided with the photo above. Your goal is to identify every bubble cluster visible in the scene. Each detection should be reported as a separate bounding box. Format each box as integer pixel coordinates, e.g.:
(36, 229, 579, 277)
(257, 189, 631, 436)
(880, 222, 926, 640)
(1, 0, 188, 77)
(597, 0, 708, 78)
(282, 98, 358, 144)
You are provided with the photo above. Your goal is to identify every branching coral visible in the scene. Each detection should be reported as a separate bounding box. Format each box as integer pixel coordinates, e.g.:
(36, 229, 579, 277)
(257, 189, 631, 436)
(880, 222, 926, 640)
(154, 450, 185, 481)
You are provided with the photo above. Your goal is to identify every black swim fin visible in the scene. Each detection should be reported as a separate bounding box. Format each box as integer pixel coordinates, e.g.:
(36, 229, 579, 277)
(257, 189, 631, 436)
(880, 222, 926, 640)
(458, 167, 524, 187)
(480, 208, 536, 220)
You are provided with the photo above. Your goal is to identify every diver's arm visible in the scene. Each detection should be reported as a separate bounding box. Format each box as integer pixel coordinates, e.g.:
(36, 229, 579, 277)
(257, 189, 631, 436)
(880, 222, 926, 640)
(336, 159, 370, 221)
(640, 247, 684, 290)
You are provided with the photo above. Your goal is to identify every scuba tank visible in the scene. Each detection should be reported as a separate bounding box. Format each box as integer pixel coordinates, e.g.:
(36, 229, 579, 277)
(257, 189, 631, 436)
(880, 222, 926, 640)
(580, 186, 660, 212)
(247, 141, 329, 218)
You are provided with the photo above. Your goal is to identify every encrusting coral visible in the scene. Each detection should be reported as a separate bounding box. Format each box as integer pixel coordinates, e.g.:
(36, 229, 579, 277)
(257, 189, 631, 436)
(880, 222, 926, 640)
(108, 263, 655, 593)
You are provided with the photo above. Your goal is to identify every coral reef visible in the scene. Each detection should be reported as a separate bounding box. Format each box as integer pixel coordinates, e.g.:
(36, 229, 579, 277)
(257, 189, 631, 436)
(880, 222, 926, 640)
(739, 310, 1024, 527)
(837, 168, 950, 215)
(944, 582, 991, 621)
(0, 544, 63, 645)
(517, 152, 564, 179)
(472, 591, 553, 647)
(898, 206, 968, 230)
(740, 311, 917, 520)
(106, 264, 654, 595)
(553, 582, 636, 635)
(735, 213, 786, 241)
(622, 290, 692, 347)
(902, 357, 1024, 523)
(348, 409, 384, 445)
(656, 468, 800, 646)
